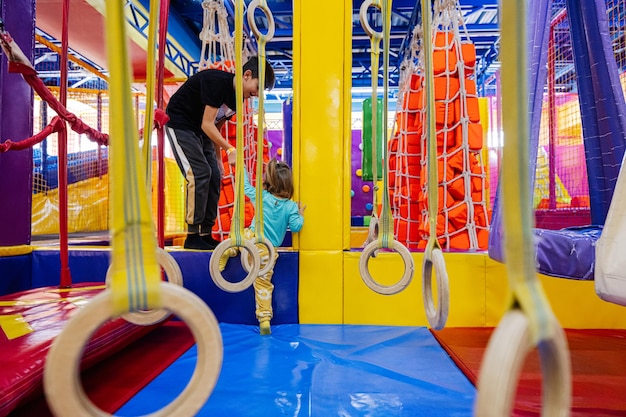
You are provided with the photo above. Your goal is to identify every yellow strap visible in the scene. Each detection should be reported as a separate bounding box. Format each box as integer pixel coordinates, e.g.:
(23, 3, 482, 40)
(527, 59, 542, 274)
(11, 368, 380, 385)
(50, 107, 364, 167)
(377, 0, 394, 248)
(141, 0, 161, 190)
(253, 0, 270, 244)
(421, 0, 442, 254)
(230, 0, 245, 247)
(501, 0, 554, 343)
(368, 1, 382, 222)
(106, 0, 161, 314)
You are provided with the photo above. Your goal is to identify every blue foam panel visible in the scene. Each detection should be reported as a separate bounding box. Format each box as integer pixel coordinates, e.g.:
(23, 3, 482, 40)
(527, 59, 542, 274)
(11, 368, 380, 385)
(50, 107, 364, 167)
(30, 250, 110, 288)
(118, 324, 476, 416)
(0, 255, 32, 296)
(15, 249, 299, 325)
(170, 251, 299, 325)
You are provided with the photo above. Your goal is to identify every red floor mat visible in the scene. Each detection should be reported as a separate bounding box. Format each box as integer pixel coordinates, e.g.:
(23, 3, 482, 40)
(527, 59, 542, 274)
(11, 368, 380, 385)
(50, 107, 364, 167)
(431, 327, 626, 416)
(9, 321, 195, 416)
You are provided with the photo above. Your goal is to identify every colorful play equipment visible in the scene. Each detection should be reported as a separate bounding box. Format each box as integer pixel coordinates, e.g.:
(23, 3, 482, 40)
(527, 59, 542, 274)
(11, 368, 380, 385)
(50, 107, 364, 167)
(42, 1, 222, 416)
(475, 0, 570, 414)
(209, 0, 264, 292)
(489, 0, 626, 282)
(1, 0, 626, 416)
(388, 0, 489, 252)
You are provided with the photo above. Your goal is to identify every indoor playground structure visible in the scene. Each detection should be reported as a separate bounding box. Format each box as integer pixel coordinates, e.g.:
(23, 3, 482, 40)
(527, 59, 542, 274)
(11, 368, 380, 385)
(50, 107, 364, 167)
(1, 0, 626, 416)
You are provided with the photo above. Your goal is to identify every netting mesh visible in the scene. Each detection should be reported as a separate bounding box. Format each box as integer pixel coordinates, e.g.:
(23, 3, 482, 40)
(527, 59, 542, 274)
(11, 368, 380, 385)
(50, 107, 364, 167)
(196, 0, 270, 241)
(389, 0, 489, 250)
(30, 41, 187, 238)
(530, 0, 625, 230)
(31, 86, 113, 235)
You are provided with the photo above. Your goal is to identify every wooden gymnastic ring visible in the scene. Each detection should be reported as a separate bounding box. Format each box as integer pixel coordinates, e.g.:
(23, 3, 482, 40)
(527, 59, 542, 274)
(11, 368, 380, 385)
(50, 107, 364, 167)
(422, 247, 449, 330)
(359, 0, 383, 39)
(240, 237, 276, 276)
(105, 247, 183, 325)
(209, 238, 260, 292)
(44, 282, 223, 417)
(359, 239, 414, 295)
(475, 309, 571, 416)
(247, 0, 275, 40)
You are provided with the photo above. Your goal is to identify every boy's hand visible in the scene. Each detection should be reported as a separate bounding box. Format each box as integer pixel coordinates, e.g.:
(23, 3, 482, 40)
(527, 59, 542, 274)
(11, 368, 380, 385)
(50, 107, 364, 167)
(227, 147, 237, 166)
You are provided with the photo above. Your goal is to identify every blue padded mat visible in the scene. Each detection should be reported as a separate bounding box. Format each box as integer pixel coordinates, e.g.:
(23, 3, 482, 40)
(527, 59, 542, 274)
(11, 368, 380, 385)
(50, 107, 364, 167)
(118, 324, 476, 416)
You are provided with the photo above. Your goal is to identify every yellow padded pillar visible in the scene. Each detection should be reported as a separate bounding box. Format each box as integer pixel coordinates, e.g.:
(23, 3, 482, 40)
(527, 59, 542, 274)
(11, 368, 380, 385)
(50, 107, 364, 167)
(292, 0, 352, 252)
(293, 0, 352, 323)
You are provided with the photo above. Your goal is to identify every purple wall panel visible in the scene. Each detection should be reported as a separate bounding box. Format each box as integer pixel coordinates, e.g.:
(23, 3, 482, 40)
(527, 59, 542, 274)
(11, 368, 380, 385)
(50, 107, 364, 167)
(0, 0, 35, 245)
(351, 129, 374, 217)
(266, 129, 283, 161)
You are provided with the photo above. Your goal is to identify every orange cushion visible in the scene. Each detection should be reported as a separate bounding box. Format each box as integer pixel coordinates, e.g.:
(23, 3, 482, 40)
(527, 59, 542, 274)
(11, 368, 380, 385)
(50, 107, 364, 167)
(434, 76, 460, 101)
(433, 50, 457, 75)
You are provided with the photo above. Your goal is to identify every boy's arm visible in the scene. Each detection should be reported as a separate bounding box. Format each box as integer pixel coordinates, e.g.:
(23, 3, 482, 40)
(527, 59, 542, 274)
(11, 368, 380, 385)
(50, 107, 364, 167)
(202, 105, 236, 165)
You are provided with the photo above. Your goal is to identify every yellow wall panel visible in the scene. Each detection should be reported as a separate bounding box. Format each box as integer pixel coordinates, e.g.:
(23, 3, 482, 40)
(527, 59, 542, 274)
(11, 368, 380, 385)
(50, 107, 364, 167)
(538, 274, 626, 329)
(344, 251, 426, 326)
(293, 0, 350, 252)
(343, 252, 488, 327)
(299, 250, 344, 324)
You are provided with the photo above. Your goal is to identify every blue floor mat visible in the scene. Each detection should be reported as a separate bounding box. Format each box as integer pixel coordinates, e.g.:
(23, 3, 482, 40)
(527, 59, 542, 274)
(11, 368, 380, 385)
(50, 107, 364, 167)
(117, 324, 476, 417)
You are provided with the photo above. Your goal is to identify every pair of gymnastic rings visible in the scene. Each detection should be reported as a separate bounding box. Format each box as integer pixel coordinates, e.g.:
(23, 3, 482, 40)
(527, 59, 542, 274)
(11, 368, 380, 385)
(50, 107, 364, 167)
(357, 0, 449, 331)
(43, 1, 274, 417)
(356, 1, 571, 417)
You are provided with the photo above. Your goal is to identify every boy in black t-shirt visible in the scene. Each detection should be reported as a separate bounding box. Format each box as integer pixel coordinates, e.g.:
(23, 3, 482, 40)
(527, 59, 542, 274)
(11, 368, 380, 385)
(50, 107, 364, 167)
(165, 56, 275, 250)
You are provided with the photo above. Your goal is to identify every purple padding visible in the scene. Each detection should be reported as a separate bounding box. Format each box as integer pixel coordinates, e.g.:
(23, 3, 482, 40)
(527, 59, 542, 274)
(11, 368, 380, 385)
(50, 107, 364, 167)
(534, 226, 602, 280)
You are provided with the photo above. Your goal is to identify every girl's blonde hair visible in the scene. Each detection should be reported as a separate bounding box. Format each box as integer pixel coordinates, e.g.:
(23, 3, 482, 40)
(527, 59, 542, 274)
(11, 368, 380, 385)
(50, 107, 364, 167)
(264, 158, 294, 199)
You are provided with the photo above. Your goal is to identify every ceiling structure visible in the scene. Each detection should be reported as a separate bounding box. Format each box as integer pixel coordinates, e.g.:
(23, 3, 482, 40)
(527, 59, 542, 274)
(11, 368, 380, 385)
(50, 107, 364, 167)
(32, 0, 500, 95)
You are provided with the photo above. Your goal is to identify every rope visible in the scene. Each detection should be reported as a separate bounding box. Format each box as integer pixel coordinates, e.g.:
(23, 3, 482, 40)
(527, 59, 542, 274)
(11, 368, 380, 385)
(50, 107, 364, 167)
(141, 0, 161, 191)
(420, 0, 450, 329)
(43, 3, 224, 415)
(248, 0, 276, 275)
(199, 0, 236, 71)
(208, 0, 261, 292)
(231, 0, 246, 248)
(359, 0, 415, 296)
(105, 0, 160, 314)
(360, 0, 383, 250)
(475, 0, 571, 413)
(0, 30, 109, 146)
(377, 0, 394, 249)
(0, 117, 65, 152)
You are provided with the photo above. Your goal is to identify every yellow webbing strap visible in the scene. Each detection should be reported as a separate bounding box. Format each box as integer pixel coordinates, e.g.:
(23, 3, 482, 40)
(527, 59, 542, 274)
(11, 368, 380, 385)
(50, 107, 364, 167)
(106, 0, 161, 314)
(230, 0, 245, 247)
(253, 0, 270, 245)
(141, 0, 161, 190)
(501, 0, 554, 343)
(368, 1, 382, 229)
(377, 0, 394, 249)
(421, 0, 442, 254)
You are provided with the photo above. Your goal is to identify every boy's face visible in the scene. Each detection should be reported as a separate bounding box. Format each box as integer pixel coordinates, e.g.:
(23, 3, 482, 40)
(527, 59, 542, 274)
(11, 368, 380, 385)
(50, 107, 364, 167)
(242, 69, 260, 100)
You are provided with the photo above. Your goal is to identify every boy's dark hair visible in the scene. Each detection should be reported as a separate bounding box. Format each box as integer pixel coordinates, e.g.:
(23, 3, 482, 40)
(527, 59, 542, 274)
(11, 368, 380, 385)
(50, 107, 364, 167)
(243, 56, 275, 90)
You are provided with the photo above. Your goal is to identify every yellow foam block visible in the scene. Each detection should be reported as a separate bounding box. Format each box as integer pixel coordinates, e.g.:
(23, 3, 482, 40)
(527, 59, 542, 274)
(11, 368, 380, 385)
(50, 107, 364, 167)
(485, 256, 626, 329)
(295, 0, 351, 252)
(538, 273, 626, 329)
(343, 251, 488, 327)
(298, 250, 344, 324)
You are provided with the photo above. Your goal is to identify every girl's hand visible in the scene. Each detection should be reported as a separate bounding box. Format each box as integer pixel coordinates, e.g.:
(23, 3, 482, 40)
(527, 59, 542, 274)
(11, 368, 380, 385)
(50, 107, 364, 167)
(298, 202, 306, 215)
